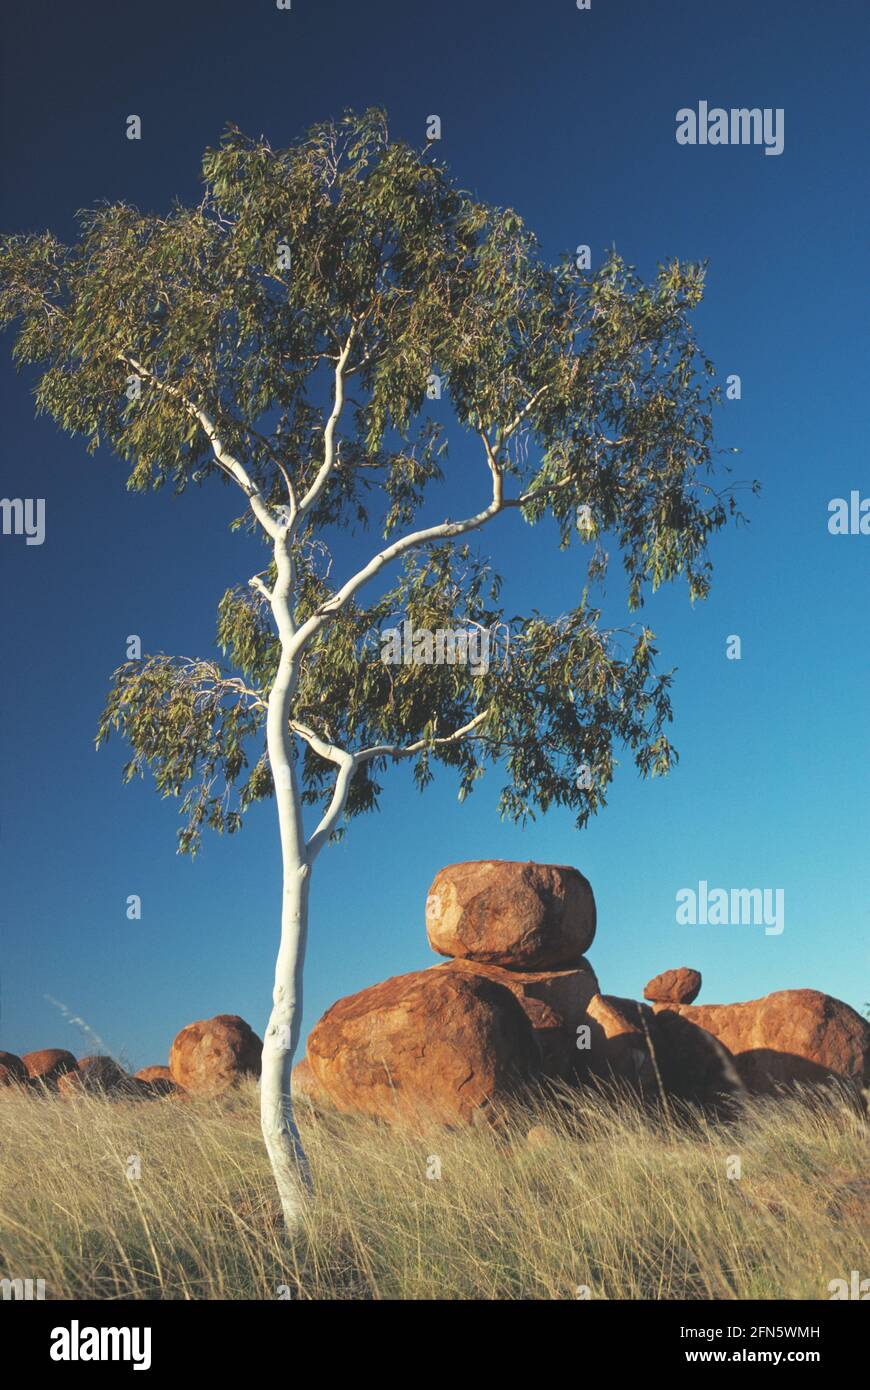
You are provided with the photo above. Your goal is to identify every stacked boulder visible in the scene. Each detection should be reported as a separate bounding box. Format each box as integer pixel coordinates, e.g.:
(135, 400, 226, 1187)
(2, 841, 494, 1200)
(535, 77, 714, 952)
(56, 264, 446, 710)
(304, 860, 600, 1125)
(298, 859, 870, 1126)
(425, 860, 599, 1081)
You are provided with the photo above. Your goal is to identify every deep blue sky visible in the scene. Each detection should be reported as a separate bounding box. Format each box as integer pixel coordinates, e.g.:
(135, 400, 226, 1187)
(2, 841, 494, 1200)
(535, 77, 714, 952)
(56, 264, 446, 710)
(1, 0, 867, 1070)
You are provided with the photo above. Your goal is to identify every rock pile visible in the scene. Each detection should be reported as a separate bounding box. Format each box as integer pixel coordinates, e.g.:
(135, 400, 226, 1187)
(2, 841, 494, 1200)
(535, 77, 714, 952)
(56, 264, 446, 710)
(0, 1015, 261, 1103)
(297, 859, 869, 1126)
(650, 990, 869, 1095)
(0, 1049, 185, 1099)
(304, 860, 599, 1124)
(4, 861, 868, 1123)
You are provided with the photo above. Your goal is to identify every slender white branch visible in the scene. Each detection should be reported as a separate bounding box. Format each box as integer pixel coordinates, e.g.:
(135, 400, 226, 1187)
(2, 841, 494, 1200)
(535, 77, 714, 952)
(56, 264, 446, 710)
(287, 473, 504, 660)
(284, 382, 551, 661)
(297, 329, 355, 518)
(493, 382, 551, 452)
(305, 753, 356, 863)
(276, 460, 299, 521)
(480, 429, 502, 490)
(356, 709, 491, 763)
(122, 354, 281, 540)
(198, 677, 268, 711)
(248, 428, 299, 520)
(290, 722, 356, 862)
(294, 709, 491, 860)
(290, 721, 349, 765)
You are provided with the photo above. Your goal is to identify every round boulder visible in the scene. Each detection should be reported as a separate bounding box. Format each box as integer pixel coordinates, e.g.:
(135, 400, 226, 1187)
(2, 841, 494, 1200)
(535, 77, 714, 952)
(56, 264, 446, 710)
(0, 1051, 27, 1087)
(22, 1048, 77, 1088)
(77, 1055, 129, 1091)
(426, 860, 596, 970)
(169, 1014, 262, 1096)
(134, 1064, 172, 1084)
(134, 1065, 182, 1096)
(644, 967, 702, 1005)
(307, 966, 541, 1127)
(438, 956, 599, 1080)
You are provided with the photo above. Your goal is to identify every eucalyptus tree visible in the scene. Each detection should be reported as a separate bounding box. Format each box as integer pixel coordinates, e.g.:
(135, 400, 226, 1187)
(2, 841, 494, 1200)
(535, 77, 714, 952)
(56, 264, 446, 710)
(0, 110, 749, 1229)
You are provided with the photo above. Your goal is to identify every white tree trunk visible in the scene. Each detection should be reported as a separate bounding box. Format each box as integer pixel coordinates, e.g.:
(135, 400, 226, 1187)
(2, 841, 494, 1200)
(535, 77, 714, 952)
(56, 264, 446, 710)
(259, 846, 312, 1230)
(260, 543, 313, 1233)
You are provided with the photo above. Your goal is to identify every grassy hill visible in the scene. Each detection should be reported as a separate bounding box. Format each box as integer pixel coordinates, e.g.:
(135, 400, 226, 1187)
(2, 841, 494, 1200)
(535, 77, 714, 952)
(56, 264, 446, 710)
(0, 1081, 866, 1300)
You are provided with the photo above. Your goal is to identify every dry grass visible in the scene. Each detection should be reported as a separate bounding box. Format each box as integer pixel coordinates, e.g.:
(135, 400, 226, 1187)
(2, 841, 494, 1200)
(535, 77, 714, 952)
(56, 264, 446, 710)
(0, 1080, 866, 1300)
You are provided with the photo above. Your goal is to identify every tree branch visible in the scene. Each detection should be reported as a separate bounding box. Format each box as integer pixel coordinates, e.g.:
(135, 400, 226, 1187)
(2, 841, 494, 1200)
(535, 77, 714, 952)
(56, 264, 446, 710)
(244, 424, 299, 518)
(294, 709, 491, 861)
(291, 721, 356, 862)
(493, 382, 551, 453)
(296, 327, 355, 519)
(283, 383, 551, 659)
(288, 468, 505, 659)
(121, 354, 281, 539)
(356, 709, 491, 763)
(290, 721, 350, 765)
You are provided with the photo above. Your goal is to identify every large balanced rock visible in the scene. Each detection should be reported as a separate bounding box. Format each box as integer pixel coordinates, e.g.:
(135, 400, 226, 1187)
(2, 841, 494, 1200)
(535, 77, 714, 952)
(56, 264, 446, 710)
(644, 967, 701, 1005)
(426, 860, 596, 969)
(0, 1051, 27, 1087)
(653, 989, 869, 1095)
(438, 956, 599, 1079)
(22, 1048, 77, 1088)
(169, 1014, 262, 1096)
(307, 967, 540, 1126)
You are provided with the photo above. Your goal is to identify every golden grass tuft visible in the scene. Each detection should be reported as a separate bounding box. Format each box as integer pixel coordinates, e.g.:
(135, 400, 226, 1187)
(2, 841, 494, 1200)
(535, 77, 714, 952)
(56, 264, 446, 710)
(0, 1080, 866, 1300)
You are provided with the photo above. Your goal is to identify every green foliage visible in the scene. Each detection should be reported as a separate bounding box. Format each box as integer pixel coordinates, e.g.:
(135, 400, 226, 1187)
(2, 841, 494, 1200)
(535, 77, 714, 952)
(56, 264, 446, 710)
(1, 110, 755, 853)
(96, 657, 266, 855)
